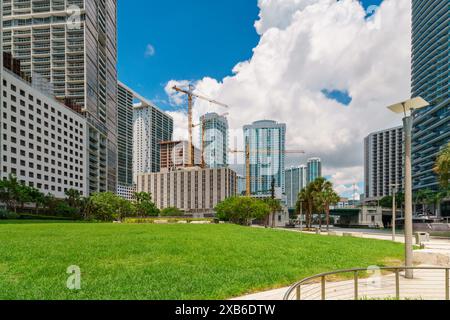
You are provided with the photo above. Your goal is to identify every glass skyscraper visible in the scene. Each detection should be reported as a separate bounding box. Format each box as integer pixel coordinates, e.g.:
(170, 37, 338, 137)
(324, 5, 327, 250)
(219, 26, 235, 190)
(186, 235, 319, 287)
(307, 158, 322, 184)
(285, 165, 307, 209)
(411, 0, 449, 191)
(199, 112, 228, 168)
(244, 120, 286, 197)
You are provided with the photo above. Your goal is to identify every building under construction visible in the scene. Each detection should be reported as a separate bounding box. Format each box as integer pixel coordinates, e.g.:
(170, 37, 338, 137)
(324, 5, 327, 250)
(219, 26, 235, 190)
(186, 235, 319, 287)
(159, 141, 202, 171)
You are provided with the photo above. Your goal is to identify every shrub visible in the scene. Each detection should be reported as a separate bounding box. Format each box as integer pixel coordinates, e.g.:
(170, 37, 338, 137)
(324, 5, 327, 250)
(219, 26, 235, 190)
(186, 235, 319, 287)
(88, 192, 135, 222)
(0, 209, 19, 220)
(215, 197, 271, 226)
(55, 202, 79, 218)
(160, 207, 183, 217)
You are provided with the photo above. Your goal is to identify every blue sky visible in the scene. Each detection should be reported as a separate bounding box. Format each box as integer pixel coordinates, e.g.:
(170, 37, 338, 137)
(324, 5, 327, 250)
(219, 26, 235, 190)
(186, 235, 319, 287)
(117, 0, 383, 110)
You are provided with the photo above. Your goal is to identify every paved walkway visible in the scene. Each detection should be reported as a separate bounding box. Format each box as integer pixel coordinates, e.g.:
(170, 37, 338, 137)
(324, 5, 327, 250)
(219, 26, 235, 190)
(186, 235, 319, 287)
(232, 229, 450, 300)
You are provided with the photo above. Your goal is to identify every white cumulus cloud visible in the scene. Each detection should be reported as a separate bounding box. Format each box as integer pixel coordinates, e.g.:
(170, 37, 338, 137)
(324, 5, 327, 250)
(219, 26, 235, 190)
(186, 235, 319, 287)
(165, 0, 412, 196)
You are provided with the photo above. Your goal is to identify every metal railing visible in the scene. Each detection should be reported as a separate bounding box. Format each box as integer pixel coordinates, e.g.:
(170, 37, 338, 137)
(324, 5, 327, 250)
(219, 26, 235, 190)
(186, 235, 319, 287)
(284, 267, 450, 300)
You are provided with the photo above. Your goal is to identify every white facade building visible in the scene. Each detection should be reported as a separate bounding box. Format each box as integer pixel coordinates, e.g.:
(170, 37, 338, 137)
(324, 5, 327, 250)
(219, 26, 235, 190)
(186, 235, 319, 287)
(117, 184, 136, 201)
(364, 126, 404, 201)
(1, 68, 88, 198)
(285, 165, 307, 209)
(133, 101, 173, 183)
(136, 167, 237, 215)
(1, 0, 119, 196)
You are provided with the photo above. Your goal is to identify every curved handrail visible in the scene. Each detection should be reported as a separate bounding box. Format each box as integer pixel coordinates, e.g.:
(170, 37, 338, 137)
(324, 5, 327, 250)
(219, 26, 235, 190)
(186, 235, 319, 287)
(284, 266, 450, 300)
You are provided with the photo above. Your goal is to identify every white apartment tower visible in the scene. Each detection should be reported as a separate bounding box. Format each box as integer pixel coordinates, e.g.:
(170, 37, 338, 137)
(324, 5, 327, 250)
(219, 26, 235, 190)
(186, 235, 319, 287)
(285, 165, 307, 209)
(364, 126, 404, 201)
(1, 0, 118, 195)
(133, 98, 173, 182)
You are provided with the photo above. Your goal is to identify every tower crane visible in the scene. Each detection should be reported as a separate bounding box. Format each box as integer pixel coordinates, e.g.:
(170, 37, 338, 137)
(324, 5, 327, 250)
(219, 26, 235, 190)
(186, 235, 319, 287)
(229, 145, 305, 197)
(172, 85, 229, 167)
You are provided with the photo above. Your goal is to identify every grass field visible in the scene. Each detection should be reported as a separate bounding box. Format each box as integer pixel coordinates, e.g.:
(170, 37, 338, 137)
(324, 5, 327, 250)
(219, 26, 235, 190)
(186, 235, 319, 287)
(0, 222, 404, 300)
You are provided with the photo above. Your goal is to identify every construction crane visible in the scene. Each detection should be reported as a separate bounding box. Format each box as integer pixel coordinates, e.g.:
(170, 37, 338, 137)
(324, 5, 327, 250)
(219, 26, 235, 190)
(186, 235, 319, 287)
(229, 144, 305, 197)
(193, 112, 229, 168)
(173, 85, 229, 167)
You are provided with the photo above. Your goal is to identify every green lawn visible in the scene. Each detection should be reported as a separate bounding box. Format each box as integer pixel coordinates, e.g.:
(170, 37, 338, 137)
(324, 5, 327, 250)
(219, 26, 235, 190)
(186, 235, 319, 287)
(0, 222, 404, 300)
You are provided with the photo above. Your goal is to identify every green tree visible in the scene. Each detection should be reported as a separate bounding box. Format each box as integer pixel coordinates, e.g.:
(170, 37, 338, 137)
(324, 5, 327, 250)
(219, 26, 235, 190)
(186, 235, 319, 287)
(434, 143, 450, 189)
(28, 187, 44, 214)
(43, 193, 57, 213)
(0, 179, 13, 212)
(16, 184, 33, 212)
(320, 184, 340, 231)
(134, 192, 159, 217)
(55, 201, 79, 218)
(298, 185, 315, 229)
(262, 198, 282, 228)
(414, 189, 433, 215)
(89, 192, 135, 222)
(215, 197, 270, 226)
(310, 178, 328, 229)
(0, 175, 21, 212)
(426, 191, 445, 217)
(80, 196, 94, 221)
(65, 189, 82, 209)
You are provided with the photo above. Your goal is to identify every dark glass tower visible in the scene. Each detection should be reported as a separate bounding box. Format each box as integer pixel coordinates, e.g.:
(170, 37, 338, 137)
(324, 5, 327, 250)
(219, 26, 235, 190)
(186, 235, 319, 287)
(411, 0, 449, 191)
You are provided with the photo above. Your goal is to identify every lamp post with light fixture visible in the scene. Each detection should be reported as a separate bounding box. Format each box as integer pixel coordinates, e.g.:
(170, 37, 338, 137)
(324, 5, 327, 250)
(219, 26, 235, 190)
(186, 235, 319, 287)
(387, 97, 430, 279)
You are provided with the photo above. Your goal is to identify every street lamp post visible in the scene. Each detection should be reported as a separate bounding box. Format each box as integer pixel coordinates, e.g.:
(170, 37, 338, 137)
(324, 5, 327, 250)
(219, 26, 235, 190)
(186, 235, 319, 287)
(299, 200, 303, 232)
(392, 185, 397, 242)
(388, 97, 429, 280)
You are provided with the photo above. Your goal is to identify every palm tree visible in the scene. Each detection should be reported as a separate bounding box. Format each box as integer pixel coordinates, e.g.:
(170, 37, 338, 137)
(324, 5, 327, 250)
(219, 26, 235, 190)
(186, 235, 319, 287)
(321, 186, 340, 231)
(310, 178, 340, 231)
(28, 188, 44, 214)
(263, 198, 282, 228)
(43, 193, 57, 213)
(434, 143, 450, 189)
(414, 189, 433, 216)
(310, 178, 327, 230)
(298, 186, 314, 229)
(65, 189, 82, 209)
(426, 191, 445, 217)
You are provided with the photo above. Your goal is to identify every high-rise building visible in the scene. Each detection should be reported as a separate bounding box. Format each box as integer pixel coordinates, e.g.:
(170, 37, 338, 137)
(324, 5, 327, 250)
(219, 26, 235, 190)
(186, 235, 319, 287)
(237, 175, 246, 196)
(411, 0, 449, 192)
(117, 82, 134, 189)
(285, 165, 307, 209)
(244, 120, 286, 197)
(159, 140, 202, 171)
(136, 167, 237, 215)
(1, 0, 119, 195)
(364, 126, 404, 201)
(307, 158, 322, 184)
(133, 101, 173, 182)
(0, 67, 88, 198)
(199, 112, 228, 168)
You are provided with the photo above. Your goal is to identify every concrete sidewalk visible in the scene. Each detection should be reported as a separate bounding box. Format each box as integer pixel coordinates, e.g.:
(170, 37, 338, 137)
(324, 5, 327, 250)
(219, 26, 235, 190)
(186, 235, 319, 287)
(232, 229, 450, 300)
